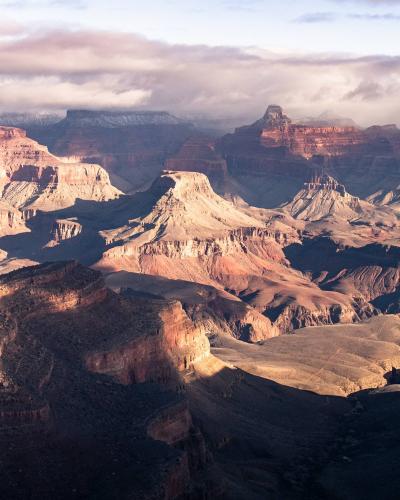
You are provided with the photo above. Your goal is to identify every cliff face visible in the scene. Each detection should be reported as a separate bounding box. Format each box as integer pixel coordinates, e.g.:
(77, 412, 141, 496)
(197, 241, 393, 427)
(86, 297, 209, 385)
(165, 136, 229, 190)
(46, 219, 83, 246)
(28, 110, 195, 192)
(260, 124, 366, 159)
(234, 105, 370, 159)
(0, 261, 213, 499)
(216, 105, 400, 209)
(105, 272, 280, 343)
(0, 126, 121, 211)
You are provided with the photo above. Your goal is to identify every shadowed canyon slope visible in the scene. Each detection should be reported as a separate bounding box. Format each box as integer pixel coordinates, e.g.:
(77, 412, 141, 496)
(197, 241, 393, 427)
(2, 261, 400, 499)
(0, 261, 215, 499)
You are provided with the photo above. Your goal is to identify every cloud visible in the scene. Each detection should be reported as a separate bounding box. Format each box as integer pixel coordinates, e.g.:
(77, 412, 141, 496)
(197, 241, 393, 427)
(1, 0, 86, 8)
(331, 0, 400, 4)
(294, 11, 400, 23)
(0, 19, 25, 37)
(344, 81, 384, 100)
(349, 12, 400, 18)
(293, 12, 337, 23)
(0, 29, 399, 125)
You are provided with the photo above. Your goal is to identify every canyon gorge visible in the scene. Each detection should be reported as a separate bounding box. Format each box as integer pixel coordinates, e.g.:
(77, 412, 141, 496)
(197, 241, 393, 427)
(0, 105, 400, 499)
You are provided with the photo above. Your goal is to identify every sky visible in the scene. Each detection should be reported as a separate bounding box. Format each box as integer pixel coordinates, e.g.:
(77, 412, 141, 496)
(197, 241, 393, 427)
(1, 0, 400, 125)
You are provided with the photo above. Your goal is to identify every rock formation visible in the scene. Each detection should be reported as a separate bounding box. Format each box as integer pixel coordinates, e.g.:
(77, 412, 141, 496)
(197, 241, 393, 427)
(282, 173, 364, 221)
(27, 109, 195, 192)
(230, 105, 368, 159)
(0, 261, 213, 498)
(0, 126, 121, 211)
(216, 105, 400, 209)
(105, 271, 280, 342)
(90, 171, 375, 335)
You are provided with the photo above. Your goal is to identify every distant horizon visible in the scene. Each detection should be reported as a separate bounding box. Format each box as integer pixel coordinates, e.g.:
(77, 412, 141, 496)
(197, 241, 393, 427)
(1, 104, 397, 130)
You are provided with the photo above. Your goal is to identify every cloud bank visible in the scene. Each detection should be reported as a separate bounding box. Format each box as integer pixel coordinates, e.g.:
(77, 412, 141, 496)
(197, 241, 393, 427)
(0, 29, 399, 125)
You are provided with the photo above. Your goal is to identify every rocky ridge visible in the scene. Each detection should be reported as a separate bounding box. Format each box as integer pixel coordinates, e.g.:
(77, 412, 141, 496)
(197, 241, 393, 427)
(0, 261, 213, 498)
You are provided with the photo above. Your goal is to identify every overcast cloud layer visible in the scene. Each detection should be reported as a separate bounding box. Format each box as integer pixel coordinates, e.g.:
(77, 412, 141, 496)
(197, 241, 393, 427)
(0, 29, 399, 125)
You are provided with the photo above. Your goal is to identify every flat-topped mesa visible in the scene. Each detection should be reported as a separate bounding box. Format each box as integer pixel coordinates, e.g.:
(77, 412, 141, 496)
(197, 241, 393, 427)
(140, 170, 266, 237)
(96, 169, 288, 290)
(151, 170, 218, 201)
(0, 126, 26, 140)
(65, 109, 185, 127)
(0, 128, 121, 210)
(98, 170, 281, 263)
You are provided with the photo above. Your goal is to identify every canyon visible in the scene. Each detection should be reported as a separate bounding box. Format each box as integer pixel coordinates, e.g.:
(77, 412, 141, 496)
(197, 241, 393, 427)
(25, 110, 196, 192)
(2, 260, 400, 499)
(0, 105, 400, 499)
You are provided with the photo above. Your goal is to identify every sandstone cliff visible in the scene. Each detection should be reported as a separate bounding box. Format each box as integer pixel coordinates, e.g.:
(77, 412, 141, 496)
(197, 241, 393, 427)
(0, 126, 121, 211)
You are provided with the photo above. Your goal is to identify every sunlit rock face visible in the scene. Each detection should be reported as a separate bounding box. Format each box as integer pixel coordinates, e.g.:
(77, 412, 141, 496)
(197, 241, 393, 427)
(282, 174, 364, 221)
(0, 126, 121, 211)
(227, 105, 368, 159)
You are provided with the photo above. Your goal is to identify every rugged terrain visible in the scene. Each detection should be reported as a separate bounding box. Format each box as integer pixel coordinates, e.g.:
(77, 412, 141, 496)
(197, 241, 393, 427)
(22, 110, 195, 192)
(0, 261, 214, 499)
(216, 105, 400, 211)
(0, 126, 120, 212)
(0, 105, 400, 499)
(3, 261, 399, 499)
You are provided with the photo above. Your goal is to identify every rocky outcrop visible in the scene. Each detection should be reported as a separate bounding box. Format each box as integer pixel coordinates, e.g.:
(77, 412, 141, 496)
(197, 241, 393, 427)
(234, 105, 368, 159)
(271, 301, 374, 334)
(94, 171, 374, 336)
(216, 105, 399, 208)
(86, 297, 209, 385)
(47, 219, 82, 246)
(0, 126, 121, 211)
(0, 261, 215, 499)
(0, 200, 27, 235)
(105, 272, 279, 342)
(282, 174, 364, 221)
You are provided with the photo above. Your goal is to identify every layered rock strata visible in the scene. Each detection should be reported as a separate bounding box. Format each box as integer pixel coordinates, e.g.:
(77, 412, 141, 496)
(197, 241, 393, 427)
(0, 126, 121, 211)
